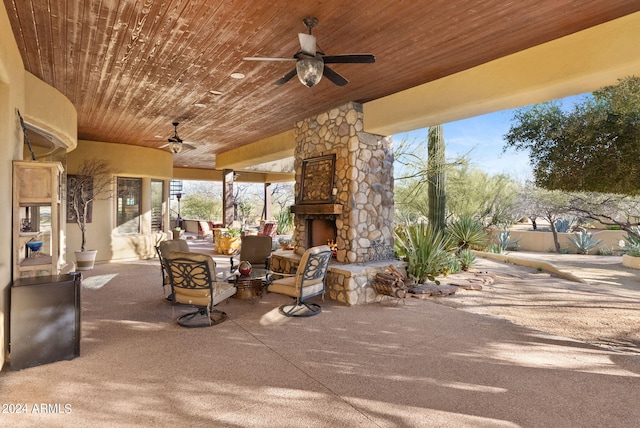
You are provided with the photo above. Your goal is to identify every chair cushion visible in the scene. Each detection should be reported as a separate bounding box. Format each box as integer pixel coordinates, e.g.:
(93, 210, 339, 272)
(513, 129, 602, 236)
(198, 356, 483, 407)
(212, 282, 237, 304)
(268, 276, 297, 297)
(268, 276, 324, 299)
(158, 239, 189, 258)
(174, 288, 211, 306)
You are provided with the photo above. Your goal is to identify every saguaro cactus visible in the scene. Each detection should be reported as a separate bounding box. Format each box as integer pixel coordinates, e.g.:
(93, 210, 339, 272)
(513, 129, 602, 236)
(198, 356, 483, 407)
(427, 124, 446, 233)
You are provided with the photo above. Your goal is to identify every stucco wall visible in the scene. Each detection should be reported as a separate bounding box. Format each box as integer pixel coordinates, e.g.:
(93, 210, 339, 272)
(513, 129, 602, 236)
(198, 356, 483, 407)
(508, 229, 626, 254)
(66, 140, 174, 263)
(0, 1, 25, 373)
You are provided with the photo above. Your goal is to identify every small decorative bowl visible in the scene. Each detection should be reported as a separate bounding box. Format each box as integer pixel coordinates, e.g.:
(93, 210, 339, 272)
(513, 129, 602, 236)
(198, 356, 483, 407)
(238, 261, 252, 276)
(26, 241, 43, 252)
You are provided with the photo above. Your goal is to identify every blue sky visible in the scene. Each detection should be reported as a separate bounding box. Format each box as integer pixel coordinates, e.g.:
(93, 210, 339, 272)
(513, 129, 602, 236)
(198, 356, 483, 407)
(393, 93, 591, 180)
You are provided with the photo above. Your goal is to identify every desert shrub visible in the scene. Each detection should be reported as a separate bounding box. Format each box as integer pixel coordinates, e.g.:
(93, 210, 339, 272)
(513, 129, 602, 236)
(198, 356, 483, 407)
(447, 216, 489, 251)
(596, 247, 616, 256)
(457, 248, 476, 271)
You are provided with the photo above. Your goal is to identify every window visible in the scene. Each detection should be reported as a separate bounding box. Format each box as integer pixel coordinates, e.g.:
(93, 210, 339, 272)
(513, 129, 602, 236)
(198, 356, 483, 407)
(151, 180, 164, 232)
(117, 177, 141, 234)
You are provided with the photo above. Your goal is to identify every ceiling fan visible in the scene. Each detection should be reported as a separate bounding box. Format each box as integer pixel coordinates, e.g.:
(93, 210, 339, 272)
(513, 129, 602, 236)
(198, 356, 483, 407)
(158, 122, 198, 154)
(243, 16, 375, 87)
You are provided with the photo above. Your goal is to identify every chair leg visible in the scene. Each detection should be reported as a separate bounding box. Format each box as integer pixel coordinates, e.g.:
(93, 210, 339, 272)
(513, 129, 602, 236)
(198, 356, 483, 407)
(278, 300, 322, 317)
(177, 307, 228, 327)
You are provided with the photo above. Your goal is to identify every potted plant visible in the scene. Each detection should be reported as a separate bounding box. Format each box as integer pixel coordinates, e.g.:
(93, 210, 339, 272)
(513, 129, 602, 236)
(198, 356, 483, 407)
(218, 227, 241, 255)
(620, 229, 640, 269)
(68, 158, 114, 270)
(172, 226, 184, 240)
(279, 237, 294, 250)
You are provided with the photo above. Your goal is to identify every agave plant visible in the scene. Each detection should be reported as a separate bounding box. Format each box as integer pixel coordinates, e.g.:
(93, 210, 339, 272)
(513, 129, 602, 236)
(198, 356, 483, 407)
(494, 228, 520, 253)
(275, 209, 294, 235)
(569, 229, 603, 254)
(620, 227, 640, 256)
(394, 222, 452, 283)
(447, 216, 489, 251)
(554, 217, 576, 233)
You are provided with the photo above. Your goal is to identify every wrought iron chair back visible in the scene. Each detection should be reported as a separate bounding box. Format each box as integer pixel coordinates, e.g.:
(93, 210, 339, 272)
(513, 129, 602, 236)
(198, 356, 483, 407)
(156, 239, 189, 300)
(268, 245, 332, 317)
(164, 252, 236, 327)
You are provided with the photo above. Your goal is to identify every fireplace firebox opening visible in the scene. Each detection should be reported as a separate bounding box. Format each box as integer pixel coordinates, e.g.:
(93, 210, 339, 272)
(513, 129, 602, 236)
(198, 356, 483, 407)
(307, 219, 337, 249)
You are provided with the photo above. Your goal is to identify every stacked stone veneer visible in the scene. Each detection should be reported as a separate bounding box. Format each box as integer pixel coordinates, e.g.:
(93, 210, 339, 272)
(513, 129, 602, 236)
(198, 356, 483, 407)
(281, 101, 402, 305)
(292, 101, 395, 264)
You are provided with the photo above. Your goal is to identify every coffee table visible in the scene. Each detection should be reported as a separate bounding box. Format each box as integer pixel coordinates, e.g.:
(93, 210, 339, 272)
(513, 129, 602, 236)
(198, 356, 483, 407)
(227, 268, 272, 301)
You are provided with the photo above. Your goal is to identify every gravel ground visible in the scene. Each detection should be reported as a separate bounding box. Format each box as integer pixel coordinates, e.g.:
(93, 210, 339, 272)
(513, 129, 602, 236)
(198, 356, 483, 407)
(431, 252, 640, 355)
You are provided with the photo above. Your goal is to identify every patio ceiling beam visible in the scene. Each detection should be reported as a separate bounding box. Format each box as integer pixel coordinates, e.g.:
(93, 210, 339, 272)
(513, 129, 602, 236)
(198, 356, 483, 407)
(172, 167, 293, 183)
(215, 130, 295, 171)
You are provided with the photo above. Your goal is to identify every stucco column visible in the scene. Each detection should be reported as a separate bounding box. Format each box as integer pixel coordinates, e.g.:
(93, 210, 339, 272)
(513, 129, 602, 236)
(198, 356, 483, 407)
(263, 182, 272, 220)
(222, 169, 234, 227)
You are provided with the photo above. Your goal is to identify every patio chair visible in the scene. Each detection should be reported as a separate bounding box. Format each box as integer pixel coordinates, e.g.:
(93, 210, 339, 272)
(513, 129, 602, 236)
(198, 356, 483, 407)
(267, 245, 332, 317)
(230, 234, 273, 270)
(258, 221, 278, 237)
(164, 251, 237, 327)
(197, 220, 213, 240)
(156, 239, 189, 301)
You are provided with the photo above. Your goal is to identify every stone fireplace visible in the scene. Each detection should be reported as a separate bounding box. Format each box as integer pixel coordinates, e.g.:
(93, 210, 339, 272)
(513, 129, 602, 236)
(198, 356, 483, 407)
(290, 102, 395, 263)
(269, 101, 405, 305)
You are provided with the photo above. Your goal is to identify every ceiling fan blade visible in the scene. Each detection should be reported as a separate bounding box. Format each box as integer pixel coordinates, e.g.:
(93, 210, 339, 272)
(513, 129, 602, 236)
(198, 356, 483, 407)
(275, 68, 298, 85)
(298, 33, 316, 56)
(323, 66, 348, 86)
(244, 56, 297, 62)
(322, 54, 376, 64)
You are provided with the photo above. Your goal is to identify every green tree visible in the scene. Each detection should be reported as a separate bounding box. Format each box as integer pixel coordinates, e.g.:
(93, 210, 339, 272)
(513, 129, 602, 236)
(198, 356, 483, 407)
(504, 76, 640, 194)
(515, 188, 571, 252)
(181, 193, 220, 221)
(446, 161, 521, 226)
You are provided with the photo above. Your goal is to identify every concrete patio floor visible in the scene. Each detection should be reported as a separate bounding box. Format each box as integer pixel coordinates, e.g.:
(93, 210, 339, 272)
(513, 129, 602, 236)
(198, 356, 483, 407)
(1, 239, 639, 427)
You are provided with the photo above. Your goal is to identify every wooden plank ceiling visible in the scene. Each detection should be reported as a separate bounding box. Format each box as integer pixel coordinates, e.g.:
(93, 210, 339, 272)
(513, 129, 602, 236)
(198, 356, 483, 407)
(4, 0, 639, 170)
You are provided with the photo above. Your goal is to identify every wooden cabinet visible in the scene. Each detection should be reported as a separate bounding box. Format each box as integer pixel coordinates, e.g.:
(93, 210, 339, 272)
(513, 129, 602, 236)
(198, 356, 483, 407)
(13, 161, 63, 280)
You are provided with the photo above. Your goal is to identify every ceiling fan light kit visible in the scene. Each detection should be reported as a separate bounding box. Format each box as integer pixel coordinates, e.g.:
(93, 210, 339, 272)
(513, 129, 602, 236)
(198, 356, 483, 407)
(243, 16, 375, 88)
(169, 122, 183, 154)
(296, 58, 324, 87)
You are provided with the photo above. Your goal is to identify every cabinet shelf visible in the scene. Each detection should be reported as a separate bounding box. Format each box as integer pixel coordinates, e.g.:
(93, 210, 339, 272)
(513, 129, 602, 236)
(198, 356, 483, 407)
(13, 161, 63, 280)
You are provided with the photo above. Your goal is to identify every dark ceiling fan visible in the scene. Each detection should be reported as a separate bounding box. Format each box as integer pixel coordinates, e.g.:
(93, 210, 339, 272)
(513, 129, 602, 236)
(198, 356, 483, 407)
(158, 122, 198, 154)
(243, 16, 375, 87)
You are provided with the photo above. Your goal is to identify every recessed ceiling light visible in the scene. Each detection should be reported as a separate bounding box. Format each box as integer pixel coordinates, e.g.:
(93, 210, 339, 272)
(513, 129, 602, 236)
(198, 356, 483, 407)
(209, 90, 223, 95)
(230, 72, 245, 79)
(193, 103, 206, 108)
